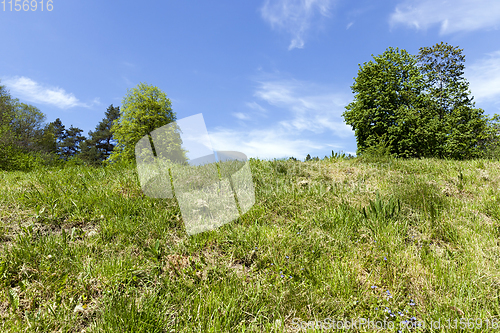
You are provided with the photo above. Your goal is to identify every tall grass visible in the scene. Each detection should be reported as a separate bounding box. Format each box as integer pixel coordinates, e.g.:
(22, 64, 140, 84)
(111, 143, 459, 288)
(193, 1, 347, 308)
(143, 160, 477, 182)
(1, 154, 499, 332)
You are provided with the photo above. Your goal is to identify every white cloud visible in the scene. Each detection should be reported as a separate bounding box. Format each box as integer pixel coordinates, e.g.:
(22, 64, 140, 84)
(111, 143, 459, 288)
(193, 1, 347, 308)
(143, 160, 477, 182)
(253, 79, 352, 137)
(2, 76, 91, 109)
(208, 127, 321, 160)
(260, 0, 335, 50)
(232, 112, 251, 120)
(389, 0, 500, 35)
(346, 22, 354, 29)
(246, 101, 267, 113)
(466, 50, 500, 103)
(207, 76, 354, 160)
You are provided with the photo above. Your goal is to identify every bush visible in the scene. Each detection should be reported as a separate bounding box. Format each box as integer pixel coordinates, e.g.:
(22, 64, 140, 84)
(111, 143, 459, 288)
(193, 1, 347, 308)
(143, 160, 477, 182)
(358, 135, 395, 162)
(0, 147, 45, 172)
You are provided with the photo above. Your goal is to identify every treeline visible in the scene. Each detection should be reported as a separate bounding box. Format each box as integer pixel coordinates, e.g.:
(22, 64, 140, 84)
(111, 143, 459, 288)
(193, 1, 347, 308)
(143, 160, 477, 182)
(0, 81, 120, 171)
(1, 81, 181, 172)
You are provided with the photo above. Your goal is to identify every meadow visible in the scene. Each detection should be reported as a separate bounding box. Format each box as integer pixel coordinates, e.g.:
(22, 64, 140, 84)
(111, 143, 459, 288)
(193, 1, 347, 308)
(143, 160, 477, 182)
(1, 154, 499, 332)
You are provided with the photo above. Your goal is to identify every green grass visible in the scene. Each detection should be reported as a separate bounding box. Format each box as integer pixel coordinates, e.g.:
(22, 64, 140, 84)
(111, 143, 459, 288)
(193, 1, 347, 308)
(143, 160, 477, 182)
(1, 155, 500, 332)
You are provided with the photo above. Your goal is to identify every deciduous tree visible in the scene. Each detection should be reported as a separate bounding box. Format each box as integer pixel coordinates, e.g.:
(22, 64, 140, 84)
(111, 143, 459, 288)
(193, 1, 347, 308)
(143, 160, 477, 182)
(417, 42, 489, 159)
(108, 82, 187, 165)
(342, 47, 434, 158)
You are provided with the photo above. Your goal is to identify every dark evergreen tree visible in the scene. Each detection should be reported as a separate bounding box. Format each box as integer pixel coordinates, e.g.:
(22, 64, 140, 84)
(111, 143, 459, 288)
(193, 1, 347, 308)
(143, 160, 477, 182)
(59, 125, 86, 160)
(79, 104, 120, 166)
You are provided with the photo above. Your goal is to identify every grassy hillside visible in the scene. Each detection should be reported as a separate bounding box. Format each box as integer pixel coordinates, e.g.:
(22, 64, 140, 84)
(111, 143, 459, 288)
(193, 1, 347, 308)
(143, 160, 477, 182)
(1, 156, 499, 332)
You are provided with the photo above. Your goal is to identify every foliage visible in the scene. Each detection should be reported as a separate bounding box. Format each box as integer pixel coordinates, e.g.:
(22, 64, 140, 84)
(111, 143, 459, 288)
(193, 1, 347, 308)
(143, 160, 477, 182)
(58, 125, 86, 161)
(343, 44, 492, 160)
(79, 104, 120, 166)
(478, 113, 500, 160)
(360, 191, 401, 221)
(358, 133, 396, 162)
(0, 82, 61, 171)
(342, 47, 432, 158)
(416, 42, 490, 159)
(108, 82, 187, 165)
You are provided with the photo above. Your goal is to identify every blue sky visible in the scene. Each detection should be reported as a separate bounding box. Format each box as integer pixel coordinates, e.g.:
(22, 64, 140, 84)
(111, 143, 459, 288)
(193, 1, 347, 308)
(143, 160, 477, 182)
(1, 0, 500, 160)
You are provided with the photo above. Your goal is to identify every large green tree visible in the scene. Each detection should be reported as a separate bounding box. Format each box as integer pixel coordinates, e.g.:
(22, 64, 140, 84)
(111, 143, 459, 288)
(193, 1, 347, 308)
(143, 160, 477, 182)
(108, 82, 186, 165)
(79, 104, 120, 166)
(343, 44, 492, 160)
(342, 47, 435, 158)
(416, 42, 489, 159)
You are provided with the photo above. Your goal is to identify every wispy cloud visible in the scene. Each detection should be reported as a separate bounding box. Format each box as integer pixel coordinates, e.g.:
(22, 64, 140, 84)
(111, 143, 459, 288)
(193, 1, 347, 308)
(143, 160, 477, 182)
(466, 50, 500, 103)
(208, 127, 321, 160)
(389, 0, 500, 35)
(121, 61, 136, 68)
(246, 101, 267, 113)
(2, 76, 93, 109)
(260, 0, 335, 50)
(346, 22, 354, 30)
(207, 76, 354, 160)
(253, 78, 352, 136)
(232, 112, 251, 120)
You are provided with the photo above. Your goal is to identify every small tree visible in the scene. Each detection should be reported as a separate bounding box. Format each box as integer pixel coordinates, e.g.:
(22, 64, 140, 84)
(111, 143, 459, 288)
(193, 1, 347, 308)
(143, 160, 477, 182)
(108, 83, 187, 165)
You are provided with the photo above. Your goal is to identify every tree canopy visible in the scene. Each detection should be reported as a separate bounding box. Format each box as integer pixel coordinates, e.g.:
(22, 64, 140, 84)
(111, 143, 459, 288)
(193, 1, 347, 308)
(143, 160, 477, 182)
(79, 104, 120, 166)
(342, 43, 495, 160)
(108, 82, 186, 165)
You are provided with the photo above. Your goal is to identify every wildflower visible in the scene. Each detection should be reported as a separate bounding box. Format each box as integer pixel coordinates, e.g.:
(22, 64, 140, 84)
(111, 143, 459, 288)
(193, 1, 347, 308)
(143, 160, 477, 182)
(285, 256, 289, 259)
(289, 276, 292, 278)
(384, 257, 387, 261)
(371, 285, 377, 289)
